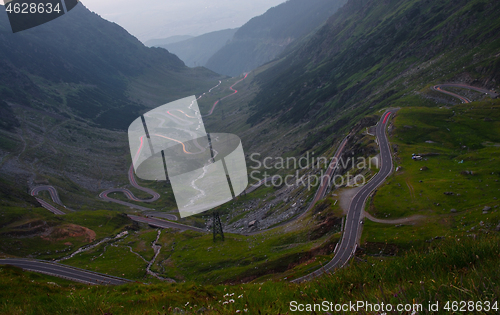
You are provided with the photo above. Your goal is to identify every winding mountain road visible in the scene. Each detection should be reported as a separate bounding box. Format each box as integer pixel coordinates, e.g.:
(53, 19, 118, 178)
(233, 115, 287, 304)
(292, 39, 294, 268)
(30, 76, 251, 224)
(99, 164, 163, 212)
(30, 186, 67, 215)
(0, 258, 130, 285)
(233, 134, 350, 237)
(292, 110, 396, 282)
(205, 73, 248, 116)
(99, 75, 249, 216)
(432, 83, 498, 103)
(292, 84, 495, 282)
(22, 82, 493, 284)
(244, 135, 350, 236)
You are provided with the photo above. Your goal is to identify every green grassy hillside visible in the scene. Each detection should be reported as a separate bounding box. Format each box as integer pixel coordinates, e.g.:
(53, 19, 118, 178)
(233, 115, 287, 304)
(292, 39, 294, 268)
(371, 99, 500, 220)
(1, 232, 498, 314)
(0, 207, 133, 261)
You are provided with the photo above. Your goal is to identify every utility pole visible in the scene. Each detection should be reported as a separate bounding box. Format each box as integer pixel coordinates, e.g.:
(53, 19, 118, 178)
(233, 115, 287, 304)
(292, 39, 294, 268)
(212, 211, 224, 242)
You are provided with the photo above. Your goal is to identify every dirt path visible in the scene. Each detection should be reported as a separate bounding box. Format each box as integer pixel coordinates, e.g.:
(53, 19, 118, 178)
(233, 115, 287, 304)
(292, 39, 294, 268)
(405, 178, 415, 199)
(363, 211, 425, 225)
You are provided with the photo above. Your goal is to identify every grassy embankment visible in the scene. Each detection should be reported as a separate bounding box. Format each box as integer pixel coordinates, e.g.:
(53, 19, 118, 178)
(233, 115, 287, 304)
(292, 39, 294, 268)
(0, 231, 498, 314)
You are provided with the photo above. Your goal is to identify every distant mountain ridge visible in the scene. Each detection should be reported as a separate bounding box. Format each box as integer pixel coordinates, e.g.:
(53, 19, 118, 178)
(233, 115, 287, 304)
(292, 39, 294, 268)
(160, 28, 238, 68)
(205, 0, 348, 76)
(144, 35, 194, 47)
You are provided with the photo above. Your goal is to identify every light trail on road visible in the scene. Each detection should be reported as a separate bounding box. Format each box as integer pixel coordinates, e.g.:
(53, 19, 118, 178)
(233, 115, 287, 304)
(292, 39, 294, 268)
(205, 73, 248, 116)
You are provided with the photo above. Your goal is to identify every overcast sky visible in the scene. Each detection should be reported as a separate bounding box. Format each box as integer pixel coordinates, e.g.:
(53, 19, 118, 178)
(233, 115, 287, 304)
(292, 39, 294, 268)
(81, 0, 287, 42)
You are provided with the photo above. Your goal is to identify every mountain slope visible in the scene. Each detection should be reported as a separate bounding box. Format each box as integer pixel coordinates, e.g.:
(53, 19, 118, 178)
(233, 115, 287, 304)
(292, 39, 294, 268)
(159, 28, 238, 67)
(205, 0, 347, 77)
(248, 0, 500, 125)
(0, 4, 222, 130)
(0, 3, 223, 205)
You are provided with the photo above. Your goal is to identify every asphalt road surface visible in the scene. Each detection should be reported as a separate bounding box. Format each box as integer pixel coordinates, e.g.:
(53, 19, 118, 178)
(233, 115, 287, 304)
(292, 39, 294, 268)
(30, 186, 67, 215)
(99, 165, 162, 211)
(128, 215, 206, 233)
(298, 136, 349, 219)
(432, 83, 498, 103)
(142, 211, 179, 221)
(292, 110, 396, 283)
(0, 258, 130, 285)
